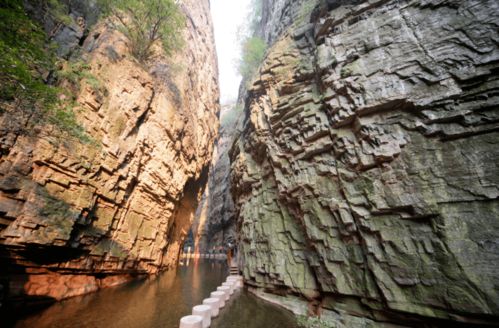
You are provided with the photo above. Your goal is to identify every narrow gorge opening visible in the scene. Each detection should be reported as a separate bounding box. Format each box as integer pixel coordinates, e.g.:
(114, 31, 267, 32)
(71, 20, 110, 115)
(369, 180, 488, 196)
(1, 0, 498, 327)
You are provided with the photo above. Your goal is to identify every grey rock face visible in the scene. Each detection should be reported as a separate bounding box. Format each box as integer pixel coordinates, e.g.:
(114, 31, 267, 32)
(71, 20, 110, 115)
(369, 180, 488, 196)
(258, 0, 295, 43)
(193, 105, 239, 252)
(24, 0, 100, 58)
(231, 0, 499, 326)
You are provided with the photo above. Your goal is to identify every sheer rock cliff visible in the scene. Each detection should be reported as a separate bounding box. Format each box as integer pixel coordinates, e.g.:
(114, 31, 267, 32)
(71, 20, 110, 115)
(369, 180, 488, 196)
(231, 0, 499, 326)
(193, 105, 239, 253)
(0, 0, 219, 305)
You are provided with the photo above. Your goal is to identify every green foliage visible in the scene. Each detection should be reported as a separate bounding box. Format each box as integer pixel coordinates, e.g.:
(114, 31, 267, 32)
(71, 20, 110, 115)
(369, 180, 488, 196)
(297, 315, 335, 328)
(0, 0, 91, 143)
(0, 0, 54, 101)
(238, 37, 266, 83)
(44, 0, 72, 26)
(84, 74, 102, 91)
(58, 60, 102, 92)
(58, 60, 91, 86)
(100, 0, 185, 62)
(236, 0, 267, 86)
(49, 104, 92, 143)
(220, 104, 243, 127)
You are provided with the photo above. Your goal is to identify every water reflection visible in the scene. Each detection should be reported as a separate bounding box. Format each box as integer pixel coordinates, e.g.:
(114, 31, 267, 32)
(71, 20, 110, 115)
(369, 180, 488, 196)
(9, 260, 298, 328)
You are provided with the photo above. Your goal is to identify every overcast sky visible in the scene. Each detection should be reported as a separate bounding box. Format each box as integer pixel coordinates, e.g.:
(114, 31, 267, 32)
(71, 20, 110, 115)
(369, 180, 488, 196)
(211, 0, 252, 105)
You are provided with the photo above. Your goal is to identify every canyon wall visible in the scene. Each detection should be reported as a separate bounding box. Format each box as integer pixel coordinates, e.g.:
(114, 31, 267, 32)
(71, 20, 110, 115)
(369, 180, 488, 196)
(0, 0, 219, 306)
(192, 0, 307, 254)
(193, 105, 239, 253)
(231, 0, 499, 326)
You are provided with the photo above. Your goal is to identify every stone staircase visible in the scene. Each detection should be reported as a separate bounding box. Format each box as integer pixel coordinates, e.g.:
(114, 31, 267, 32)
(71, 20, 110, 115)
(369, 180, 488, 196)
(229, 265, 239, 275)
(229, 257, 239, 275)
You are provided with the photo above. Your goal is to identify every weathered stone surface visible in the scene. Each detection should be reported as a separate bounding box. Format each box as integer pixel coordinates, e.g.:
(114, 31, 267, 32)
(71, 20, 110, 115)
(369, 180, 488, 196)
(231, 0, 499, 326)
(193, 105, 239, 252)
(0, 0, 219, 304)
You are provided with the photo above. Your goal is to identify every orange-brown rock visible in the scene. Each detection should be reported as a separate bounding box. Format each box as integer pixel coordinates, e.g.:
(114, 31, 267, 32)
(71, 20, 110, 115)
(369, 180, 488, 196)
(0, 0, 219, 306)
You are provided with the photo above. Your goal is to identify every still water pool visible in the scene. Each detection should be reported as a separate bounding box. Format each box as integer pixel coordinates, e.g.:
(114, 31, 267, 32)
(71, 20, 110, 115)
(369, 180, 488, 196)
(8, 259, 299, 328)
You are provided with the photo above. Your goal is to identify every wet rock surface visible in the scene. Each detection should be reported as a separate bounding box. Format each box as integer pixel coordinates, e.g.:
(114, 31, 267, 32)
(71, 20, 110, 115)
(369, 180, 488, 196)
(231, 0, 499, 326)
(0, 0, 219, 305)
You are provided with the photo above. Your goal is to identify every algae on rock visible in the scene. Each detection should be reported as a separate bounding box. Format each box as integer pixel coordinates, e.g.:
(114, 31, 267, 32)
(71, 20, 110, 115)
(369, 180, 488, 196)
(231, 0, 499, 326)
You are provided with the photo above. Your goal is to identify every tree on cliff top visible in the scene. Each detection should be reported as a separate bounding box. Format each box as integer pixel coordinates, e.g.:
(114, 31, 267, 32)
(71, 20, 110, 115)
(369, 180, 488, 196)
(237, 0, 266, 85)
(238, 36, 266, 84)
(100, 0, 185, 62)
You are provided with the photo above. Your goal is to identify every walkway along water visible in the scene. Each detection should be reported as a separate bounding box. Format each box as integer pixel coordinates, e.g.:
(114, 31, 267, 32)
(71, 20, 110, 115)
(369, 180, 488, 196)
(7, 259, 299, 328)
(179, 258, 243, 327)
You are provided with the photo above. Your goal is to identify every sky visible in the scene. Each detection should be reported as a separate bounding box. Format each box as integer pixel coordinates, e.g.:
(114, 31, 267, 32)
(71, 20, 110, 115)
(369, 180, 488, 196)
(210, 0, 252, 105)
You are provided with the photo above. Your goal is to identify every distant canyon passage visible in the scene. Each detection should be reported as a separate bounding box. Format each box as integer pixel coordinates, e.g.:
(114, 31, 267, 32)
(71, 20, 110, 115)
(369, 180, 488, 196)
(229, 0, 499, 326)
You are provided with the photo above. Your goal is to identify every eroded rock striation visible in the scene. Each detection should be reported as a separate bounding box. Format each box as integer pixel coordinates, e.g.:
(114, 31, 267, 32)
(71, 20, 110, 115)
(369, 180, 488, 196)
(0, 0, 219, 305)
(231, 0, 499, 326)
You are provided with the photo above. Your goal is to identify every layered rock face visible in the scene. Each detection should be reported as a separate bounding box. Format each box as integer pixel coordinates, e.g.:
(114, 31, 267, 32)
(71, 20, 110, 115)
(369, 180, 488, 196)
(0, 0, 219, 304)
(231, 0, 499, 326)
(193, 105, 238, 252)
